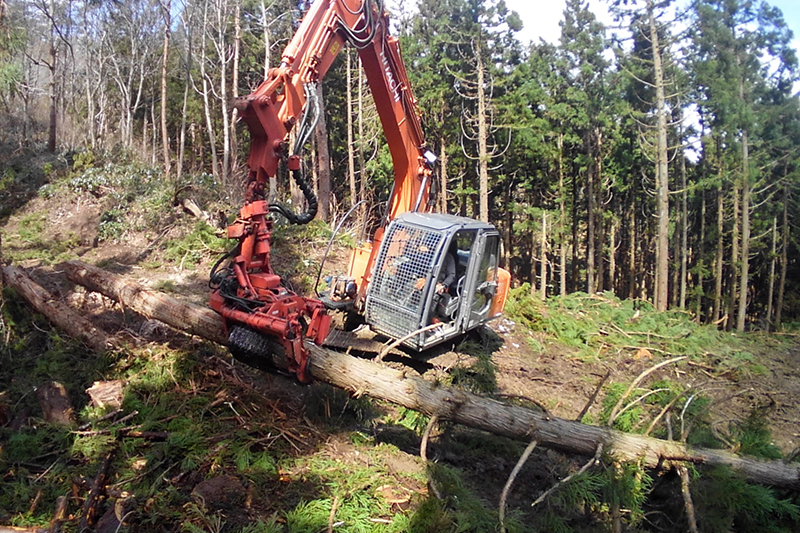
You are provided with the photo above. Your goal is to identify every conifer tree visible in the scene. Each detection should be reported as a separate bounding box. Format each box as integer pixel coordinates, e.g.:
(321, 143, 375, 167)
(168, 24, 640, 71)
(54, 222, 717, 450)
(691, 0, 798, 330)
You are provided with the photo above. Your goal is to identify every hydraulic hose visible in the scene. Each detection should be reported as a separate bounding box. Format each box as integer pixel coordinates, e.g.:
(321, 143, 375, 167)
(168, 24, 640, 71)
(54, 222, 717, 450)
(269, 166, 318, 225)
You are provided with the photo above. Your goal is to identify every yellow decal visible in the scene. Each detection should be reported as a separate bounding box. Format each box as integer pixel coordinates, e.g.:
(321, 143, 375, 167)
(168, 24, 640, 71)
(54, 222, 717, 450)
(330, 41, 341, 56)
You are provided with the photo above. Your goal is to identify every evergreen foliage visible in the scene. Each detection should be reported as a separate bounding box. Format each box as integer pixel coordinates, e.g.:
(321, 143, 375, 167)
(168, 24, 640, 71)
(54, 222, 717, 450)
(2, 0, 800, 325)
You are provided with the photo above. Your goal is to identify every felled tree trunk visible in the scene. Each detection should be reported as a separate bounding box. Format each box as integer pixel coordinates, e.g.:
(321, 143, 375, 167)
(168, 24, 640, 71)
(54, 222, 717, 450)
(1, 265, 113, 352)
(2, 260, 794, 490)
(60, 261, 227, 346)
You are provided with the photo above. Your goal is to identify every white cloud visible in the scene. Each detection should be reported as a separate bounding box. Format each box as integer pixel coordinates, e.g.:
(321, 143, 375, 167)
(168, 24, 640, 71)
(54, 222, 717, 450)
(505, 0, 614, 46)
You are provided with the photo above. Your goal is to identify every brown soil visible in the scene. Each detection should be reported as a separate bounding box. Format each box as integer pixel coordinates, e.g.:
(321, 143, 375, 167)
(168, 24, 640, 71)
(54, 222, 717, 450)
(5, 168, 800, 455)
(502, 325, 799, 450)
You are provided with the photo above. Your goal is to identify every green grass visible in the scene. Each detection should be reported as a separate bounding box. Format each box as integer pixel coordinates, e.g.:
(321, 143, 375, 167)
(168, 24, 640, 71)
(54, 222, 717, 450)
(504, 287, 790, 376)
(447, 338, 499, 395)
(163, 221, 229, 267)
(1, 305, 508, 531)
(694, 466, 800, 533)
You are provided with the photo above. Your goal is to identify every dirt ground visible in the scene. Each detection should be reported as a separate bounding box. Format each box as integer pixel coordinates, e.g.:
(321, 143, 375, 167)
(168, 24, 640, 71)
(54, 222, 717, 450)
(4, 171, 800, 456)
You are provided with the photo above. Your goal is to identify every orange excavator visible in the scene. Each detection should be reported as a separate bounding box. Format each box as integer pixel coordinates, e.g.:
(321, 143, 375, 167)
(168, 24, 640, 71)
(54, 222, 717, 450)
(209, 0, 510, 382)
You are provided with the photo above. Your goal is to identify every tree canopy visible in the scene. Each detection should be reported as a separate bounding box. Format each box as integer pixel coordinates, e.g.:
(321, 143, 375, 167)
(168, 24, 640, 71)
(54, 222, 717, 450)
(1, 0, 799, 329)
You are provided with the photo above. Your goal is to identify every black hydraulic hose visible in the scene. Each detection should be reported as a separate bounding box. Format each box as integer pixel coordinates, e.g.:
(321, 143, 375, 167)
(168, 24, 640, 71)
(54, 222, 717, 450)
(269, 166, 318, 225)
(209, 243, 240, 288)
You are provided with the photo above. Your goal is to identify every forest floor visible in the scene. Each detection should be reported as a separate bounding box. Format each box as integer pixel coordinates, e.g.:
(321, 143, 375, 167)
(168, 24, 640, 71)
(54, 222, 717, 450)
(1, 146, 799, 532)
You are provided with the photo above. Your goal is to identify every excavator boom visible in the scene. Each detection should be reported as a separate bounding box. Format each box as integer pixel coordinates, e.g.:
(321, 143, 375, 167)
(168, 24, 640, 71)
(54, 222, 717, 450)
(238, 0, 433, 217)
(210, 0, 437, 380)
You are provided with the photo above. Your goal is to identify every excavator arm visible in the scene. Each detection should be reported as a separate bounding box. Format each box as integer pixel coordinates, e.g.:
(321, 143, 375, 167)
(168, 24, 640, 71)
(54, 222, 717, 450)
(238, 0, 434, 216)
(210, 0, 435, 381)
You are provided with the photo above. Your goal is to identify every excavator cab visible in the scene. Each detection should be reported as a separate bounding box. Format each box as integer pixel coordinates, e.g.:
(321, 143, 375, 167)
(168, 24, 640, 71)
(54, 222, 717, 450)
(364, 212, 509, 351)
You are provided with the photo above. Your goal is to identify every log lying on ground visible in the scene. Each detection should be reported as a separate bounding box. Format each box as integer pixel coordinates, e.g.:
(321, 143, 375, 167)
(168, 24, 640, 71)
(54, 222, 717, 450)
(1, 265, 113, 352)
(1, 259, 785, 489)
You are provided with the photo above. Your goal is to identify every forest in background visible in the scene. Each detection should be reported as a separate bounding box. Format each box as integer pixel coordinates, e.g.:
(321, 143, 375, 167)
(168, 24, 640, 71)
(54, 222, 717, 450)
(0, 0, 798, 331)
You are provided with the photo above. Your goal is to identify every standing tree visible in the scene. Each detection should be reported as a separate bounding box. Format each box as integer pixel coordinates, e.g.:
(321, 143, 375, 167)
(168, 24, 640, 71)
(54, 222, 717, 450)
(692, 0, 798, 330)
(159, 0, 171, 176)
(30, 0, 74, 152)
(558, 0, 611, 294)
(610, 0, 683, 310)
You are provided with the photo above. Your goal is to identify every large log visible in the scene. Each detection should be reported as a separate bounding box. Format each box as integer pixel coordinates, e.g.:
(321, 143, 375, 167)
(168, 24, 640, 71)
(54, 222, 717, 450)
(60, 261, 228, 346)
(1, 265, 113, 352)
(10, 260, 789, 489)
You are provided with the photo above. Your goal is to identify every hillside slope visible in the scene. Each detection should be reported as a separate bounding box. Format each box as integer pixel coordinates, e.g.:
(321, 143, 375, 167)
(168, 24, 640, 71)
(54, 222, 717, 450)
(2, 149, 799, 532)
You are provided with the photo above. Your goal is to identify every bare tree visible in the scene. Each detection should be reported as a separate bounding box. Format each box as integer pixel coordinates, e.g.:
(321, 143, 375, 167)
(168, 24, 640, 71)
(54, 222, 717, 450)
(195, 0, 220, 179)
(451, 36, 508, 223)
(159, 0, 171, 176)
(775, 182, 789, 328)
(104, 0, 159, 148)
(29, 0, 74, 152)
(177, 1, 196, 179)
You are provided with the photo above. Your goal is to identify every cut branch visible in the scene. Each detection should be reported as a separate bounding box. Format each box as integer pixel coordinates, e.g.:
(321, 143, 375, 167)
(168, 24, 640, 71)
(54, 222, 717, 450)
(499, 439, 537, 533)
(78, 449, 116, 531)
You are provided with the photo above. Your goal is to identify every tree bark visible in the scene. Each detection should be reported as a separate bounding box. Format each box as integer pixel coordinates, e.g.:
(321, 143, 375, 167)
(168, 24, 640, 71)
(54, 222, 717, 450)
(314, 83, 332, 221)
(713, 181, 724, 324)
(572, 167, 579, 293)
(775, 182, 788, 328)
(628, 198, 636, 300)
(540, 211, 547, 300)
(595, 129, 605, 293)
(736, 131, 750, 332)
(697, 191, 706, 322)
(609, 214, 617, 293)
(529, 226, 537, 296)
(48, 41, 57, 153)
(261, 0, 270, 79)
(0, 265, 113, 352)
(150, 101, 157, 166)
(679, 110, 688, 311)
(178, 8, 194, 180)
(650, 0, 669, 312)
(347, 51, 356, 209)
(229, 0, 241, 178)
(85, 64, 96, 149)
(727, 180, 739, 331)
(558, 133, 567, 297)
(766, 216, 777, 332)
(160, 0, 172, 177)
(476, 38, 489, 223)
(199, 0, 220, 179)
(439, 135, 448, 214)
(357, 64, 367, 230)
(62, 261, 227, 345)
(217, 0, 231, 185)
(55, 260, 800, 490)
(586, 133, 596, 295)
